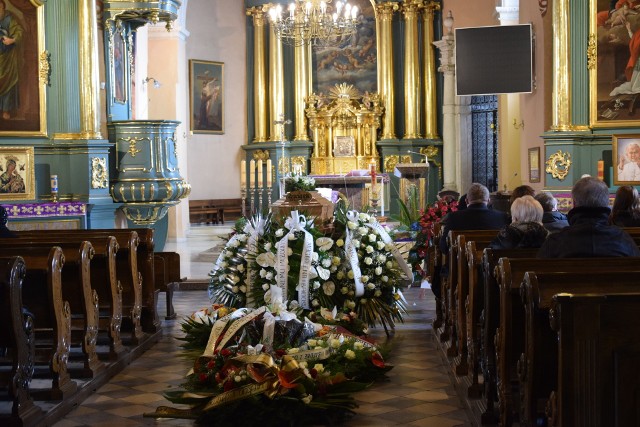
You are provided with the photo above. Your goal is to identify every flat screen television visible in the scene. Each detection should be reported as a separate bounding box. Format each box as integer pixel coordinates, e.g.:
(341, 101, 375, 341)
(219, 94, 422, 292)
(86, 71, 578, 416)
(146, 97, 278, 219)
(455, 24, 533, 96)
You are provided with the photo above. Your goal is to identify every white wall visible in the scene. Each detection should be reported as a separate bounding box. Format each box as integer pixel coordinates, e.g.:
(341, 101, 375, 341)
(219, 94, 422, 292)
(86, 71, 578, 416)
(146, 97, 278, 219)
(185, 0, 247, 200)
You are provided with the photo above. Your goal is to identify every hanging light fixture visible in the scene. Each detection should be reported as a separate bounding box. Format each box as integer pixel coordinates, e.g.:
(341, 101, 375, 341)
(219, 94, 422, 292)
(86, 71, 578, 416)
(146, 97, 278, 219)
(268, 0, 359, 47)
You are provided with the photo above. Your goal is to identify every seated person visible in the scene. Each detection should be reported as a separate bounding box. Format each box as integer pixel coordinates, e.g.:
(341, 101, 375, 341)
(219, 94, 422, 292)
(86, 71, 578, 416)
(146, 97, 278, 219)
(535, 191, 569, 233)
(609, 185, 640, 227)
(489, 195, 548, 249)
(538, 177, 640, 258)
(433, 183, 509, 300)
(509, 184, 535, 205)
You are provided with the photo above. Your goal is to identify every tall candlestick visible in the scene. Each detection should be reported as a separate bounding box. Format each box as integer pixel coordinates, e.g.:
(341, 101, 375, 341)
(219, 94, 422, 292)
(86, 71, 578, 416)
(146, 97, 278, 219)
(257, 160, 263, 187)
(266, 159, 272, 187)
(370, 162, 376, 190)
(240, 160, 246, 188)
(249, 159, 255, 189)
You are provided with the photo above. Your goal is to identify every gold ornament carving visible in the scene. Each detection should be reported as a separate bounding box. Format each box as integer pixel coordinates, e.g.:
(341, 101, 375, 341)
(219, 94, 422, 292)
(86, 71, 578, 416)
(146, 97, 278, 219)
(384, 155, 399, 173)
(545, 150, 572, 181)
(91, 157, 108, 189)
(291, 156, 306, 172)
(421, 146, 442, 179)
(587, 34, 596, 70)
(39, 50, 51, 86)
(253, 150, 270, 161)
(126, 138, 142, 157)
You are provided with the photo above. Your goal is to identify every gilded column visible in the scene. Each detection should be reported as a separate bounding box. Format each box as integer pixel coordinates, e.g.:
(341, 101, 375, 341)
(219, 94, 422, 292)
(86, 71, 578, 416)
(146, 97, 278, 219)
(376, 2, 398, 140)
(422, 1, 440, 139)
(551, 0, 571, 130)
(78, 0, 102, 139)
(294, 43, 311, 141)
(433, 11, 457, 192)
(402, 0, 421, 139)
(248, 7, 269, 142)
(269, 22, 285, 141)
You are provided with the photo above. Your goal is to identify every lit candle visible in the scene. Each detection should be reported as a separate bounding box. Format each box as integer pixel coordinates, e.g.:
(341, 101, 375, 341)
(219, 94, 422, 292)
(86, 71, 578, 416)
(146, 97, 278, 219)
(266, 159, 272, 187)
(240, 160, 246, 188)
(249, 159, 255, 189)
(257, 160, 263, 188)
(370, 162, 376, 186)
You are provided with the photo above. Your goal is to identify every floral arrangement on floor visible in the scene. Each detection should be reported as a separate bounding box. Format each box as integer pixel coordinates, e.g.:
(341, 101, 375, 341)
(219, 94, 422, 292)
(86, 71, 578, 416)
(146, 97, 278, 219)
(147, 205, 413, 424)
(408, 198, 458, 279)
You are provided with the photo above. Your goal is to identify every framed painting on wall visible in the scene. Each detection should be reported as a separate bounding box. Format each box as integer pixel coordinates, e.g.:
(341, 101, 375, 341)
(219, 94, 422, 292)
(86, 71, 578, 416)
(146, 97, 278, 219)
(591, 0, 640, 127)
(612, 134, 640, 184)
(189, 60, 224, 134)
(0, 0, 47, 137)
(528, 147, 541, 183)
(0, 146, 35, 200)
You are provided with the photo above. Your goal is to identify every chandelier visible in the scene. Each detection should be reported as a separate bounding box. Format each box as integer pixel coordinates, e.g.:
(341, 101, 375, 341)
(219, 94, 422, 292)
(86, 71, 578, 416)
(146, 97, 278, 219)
(267, 0, 359, 47)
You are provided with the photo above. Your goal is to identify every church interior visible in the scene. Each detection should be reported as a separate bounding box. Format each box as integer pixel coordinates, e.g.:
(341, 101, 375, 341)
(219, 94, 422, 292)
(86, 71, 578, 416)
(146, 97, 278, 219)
(0, 0, 639, 426)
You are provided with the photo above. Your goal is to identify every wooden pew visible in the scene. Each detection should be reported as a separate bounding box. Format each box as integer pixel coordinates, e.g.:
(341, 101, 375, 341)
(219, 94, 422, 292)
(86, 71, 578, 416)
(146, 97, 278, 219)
(495, 257, 640, 427)
(547, 292, 640, 427)
(154, 251, 182, 320)
(0, 237, 125, 361)
(442, 230, 498, 358)
(478, 247, 537, 423)
(15, 230, 149, 341)
(189, 199, 219, 224)
(0, 246, 76, 400)
(520, 271, 640, 427)
(0, 256, 43, 425)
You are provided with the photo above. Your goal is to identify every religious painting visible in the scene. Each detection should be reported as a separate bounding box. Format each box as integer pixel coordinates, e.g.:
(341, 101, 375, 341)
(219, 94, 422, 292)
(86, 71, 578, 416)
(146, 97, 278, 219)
(0, 0, 47, 137)
(612, 134, 640, 184)
(109, 23, 128, 105)
(591, 0, 640, 126)
(528, 147, 541, 183)
(0, 146, 35, 200)
(313, 0, 376, 95)
(333, 136, 355, 157)
(189, 60, 224, 134)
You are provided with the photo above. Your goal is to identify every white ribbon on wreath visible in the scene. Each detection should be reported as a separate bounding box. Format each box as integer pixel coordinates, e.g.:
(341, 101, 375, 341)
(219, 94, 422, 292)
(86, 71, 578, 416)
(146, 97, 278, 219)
(365, 217, 413, 280)
(275, 210, 314, 309)
(346, 211, 365, 297)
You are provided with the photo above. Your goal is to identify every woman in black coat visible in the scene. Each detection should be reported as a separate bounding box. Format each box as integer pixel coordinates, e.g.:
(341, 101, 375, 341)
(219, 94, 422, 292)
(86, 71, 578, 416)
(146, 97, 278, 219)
(490, 195, 548, 249)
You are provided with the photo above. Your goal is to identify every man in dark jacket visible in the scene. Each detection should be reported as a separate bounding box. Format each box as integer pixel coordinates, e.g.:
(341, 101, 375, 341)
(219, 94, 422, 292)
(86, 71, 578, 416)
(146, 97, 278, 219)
(535, 191, 569, 233)
(537, 177, 640, 258)
(432, 183, 509, 301)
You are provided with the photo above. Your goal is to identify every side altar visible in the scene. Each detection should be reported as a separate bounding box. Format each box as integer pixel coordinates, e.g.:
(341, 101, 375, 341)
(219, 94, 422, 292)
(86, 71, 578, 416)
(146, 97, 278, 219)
(311, 174, 388, 214)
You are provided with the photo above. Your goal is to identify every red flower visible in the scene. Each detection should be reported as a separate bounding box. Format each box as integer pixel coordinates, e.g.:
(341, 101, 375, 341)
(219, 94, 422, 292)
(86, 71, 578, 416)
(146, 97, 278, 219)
(371, 352, 386, 368)
(199, 373, 208, 383)
(220, 348, 232, 357)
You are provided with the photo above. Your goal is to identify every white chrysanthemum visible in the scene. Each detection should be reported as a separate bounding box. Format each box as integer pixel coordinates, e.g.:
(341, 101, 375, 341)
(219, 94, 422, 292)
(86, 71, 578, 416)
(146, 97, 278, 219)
(313, 281, 321, 290)
(265, 272, 274, 281)
(377, 241, 385, 250)
(347, 221, 357, 230)
(336, 239, 344, 247)
(287, 247, 293, 256)
(358, 212, 370, 221)
(377, 254, 387, 263)
(288, 233, 296, 240)
(302, 394, 313, 404)
(341, 286, 348, 294)
(321, 258, 331, 268)
(386, 261, 393, 268)
(262, 283, 270, 291)
(317, 266, 330, 280)
(347, 300, 356, 309)
(312, 252, 319, 262)
(347, 270, 354, 279)
(275, 228, 284, 237)
(382, 275, 389, 282)
(332, 256, 341, 265)
(312, 299, 320, 307)
(367, 283, 375, 290)
(256, 252, 277, 268)
(364, 257, 373, 265)
(313, 363, 324, 372)
(322, 281, 335, 296)
(337, 271, 344, 280)
(287, 347, 299, 354)
(368, 234, 377, 242)
(307, 339, 317, 347)
(299, 361, 308, 368)
(361, 275, 369, 283)
(358, 226, 369, 235)
(366, 246, 374, 253)
(264, 242, 272, 251)
(344, 349, 356, 360)
(330, 339, 341, 349)
(354, 341, 364, 350)
(316, 237, 334, 251)
(260, 268, 267, 278)
(374, 290, 382, 297)
(375, 266, 383, 275)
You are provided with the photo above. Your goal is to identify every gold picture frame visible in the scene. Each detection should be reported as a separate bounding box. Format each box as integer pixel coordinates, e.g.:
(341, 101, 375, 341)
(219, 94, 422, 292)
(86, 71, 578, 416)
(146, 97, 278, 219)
(189, 60, 224, 134)
(612, 134, 640, 185)
(0, 146, 35, 200)
(591, 0, 640, 127)
(0, 0, 47, 137)
(528, 147, 541, 183)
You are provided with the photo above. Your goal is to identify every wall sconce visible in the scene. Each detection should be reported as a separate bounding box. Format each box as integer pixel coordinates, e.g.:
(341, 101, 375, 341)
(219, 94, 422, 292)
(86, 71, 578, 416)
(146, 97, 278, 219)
(143, 77, 162, 89)
(513, 118, 524, 130)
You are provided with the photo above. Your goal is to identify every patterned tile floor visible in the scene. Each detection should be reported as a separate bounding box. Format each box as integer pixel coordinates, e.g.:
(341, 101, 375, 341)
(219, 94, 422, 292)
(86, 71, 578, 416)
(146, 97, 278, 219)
(53, 225, 473, 427)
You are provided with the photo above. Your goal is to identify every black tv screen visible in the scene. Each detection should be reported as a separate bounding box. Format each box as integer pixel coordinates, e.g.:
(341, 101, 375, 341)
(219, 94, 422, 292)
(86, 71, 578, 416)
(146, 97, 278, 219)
(455, 24, 533, 96)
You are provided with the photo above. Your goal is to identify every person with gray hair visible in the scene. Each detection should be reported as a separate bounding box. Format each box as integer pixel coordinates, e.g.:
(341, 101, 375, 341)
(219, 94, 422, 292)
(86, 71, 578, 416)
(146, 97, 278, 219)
(489, 195, 548, 249)
(538, 177, 640, 257)
(534, 191, 569, 233)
